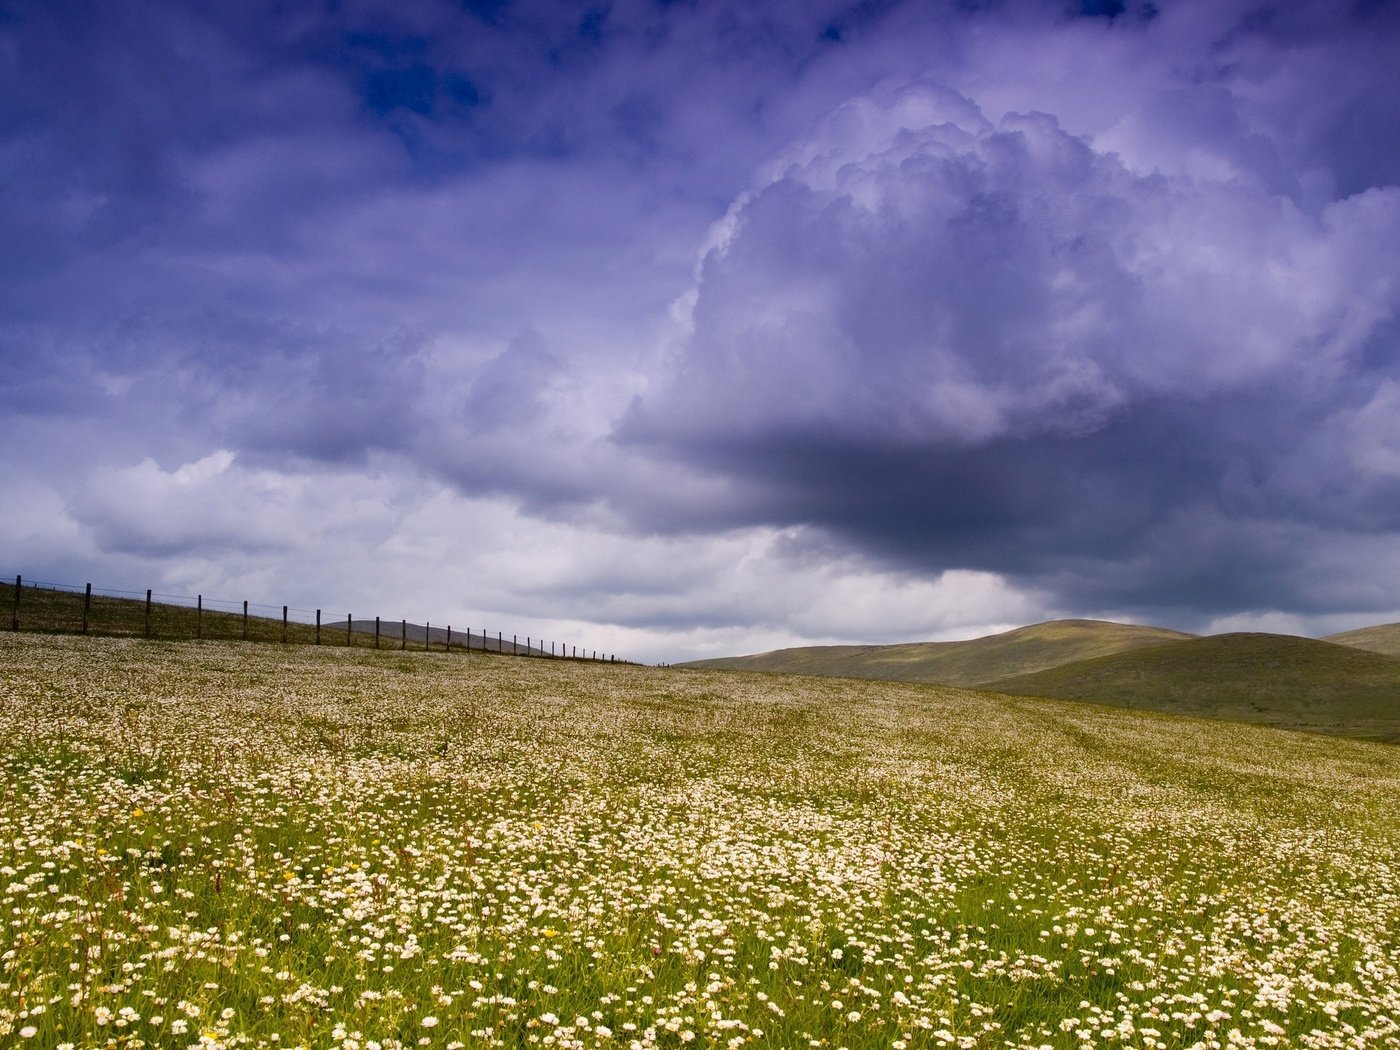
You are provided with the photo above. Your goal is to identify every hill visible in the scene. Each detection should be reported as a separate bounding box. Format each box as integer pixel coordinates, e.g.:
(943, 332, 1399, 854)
(983, 632, 1400, 742)
(1324, 621, 1400, 658)
(682, 618, 1193, 686)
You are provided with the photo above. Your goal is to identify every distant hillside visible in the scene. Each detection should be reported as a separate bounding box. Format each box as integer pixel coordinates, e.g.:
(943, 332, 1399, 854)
(1324, 622, 1400, 658)
(983, 632, 1400, 742)
(682, 619, 1193, 687)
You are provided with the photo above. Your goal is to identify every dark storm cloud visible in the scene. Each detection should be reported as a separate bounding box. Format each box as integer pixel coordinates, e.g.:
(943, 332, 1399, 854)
(623, 67, 1400, 619)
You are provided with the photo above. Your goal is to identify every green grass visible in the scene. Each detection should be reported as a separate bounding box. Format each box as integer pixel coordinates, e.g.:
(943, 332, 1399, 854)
(682, 619, 1194, 686)
(1, 633, 1397, 1048)
(983, 632, 1400, 742)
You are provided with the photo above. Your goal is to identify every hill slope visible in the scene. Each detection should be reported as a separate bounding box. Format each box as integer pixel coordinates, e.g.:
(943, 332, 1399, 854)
(983, 632, 1400, 742)
(682, 618, 1194, 686)
(1324, 621, 1400, 658)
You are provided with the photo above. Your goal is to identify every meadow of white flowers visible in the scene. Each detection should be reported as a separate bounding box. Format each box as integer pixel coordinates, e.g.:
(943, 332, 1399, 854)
(1, 632, 1396, 1049)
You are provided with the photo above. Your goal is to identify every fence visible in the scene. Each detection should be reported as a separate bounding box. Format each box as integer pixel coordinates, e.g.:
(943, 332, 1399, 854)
(2, 575, 624, 663)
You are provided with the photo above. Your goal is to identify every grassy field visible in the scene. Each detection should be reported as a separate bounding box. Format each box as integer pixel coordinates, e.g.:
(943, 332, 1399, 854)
(680, 620, 1194, 687)
(985, 633, 1400, 743)
(1, 634, 1398, 1049)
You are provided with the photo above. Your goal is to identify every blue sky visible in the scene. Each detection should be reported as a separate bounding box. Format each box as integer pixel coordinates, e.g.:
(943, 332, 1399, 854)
(4, 0, 1400, 662)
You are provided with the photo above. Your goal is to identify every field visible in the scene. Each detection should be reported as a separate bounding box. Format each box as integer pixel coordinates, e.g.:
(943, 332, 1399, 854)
(2, 634, 1398, 1049)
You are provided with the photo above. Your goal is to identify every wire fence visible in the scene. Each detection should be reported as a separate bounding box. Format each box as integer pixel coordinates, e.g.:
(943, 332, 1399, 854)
(2, 574, 625, 663)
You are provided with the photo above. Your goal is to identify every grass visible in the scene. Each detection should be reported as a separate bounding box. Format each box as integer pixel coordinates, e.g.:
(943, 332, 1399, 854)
(681, 620, 1194, 687)
(1, 633, 1397, 1048)
(982, 632, 1400, 743)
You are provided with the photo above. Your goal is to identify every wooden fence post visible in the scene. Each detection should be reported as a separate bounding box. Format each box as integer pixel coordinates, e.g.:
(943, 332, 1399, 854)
(281, 606, 288, 644)
(375, 616, 380, 648)
(82, 583, 92, 634)
(11, 575, 20, 632)
(347, 614, 353, 646)
(316, 609, 321, 645)
(497, 631, 502, 653)
(446, 625, 452, 650)
(197, 595, 202, 640)
(425, 621, 431, 652)
(401, 619, 406, 651)
(243, 600, 248, 640)
(144, 589, 152, 638)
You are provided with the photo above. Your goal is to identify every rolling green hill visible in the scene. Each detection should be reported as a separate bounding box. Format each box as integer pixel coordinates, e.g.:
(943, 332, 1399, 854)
(682, 618, 1194, 686)
(983, 632, 1400, 742)
(1325, 621, 1400, 658)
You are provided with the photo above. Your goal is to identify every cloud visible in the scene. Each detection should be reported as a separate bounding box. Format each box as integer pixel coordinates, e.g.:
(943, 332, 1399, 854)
(73, 450, 395, 558)
(0, 475, 89, 574)
(623, 79, 1400, 616)
(46, 449, 1042, 663)
(212, 333, 431, 465)
(457, 327, 562, 435)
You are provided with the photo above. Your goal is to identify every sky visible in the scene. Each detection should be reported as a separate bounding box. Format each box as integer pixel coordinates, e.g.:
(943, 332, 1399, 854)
(4, 0, 1400, 664)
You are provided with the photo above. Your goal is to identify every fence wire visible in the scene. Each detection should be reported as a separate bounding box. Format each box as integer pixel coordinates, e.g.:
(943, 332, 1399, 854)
(2, 574, 623, 663)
